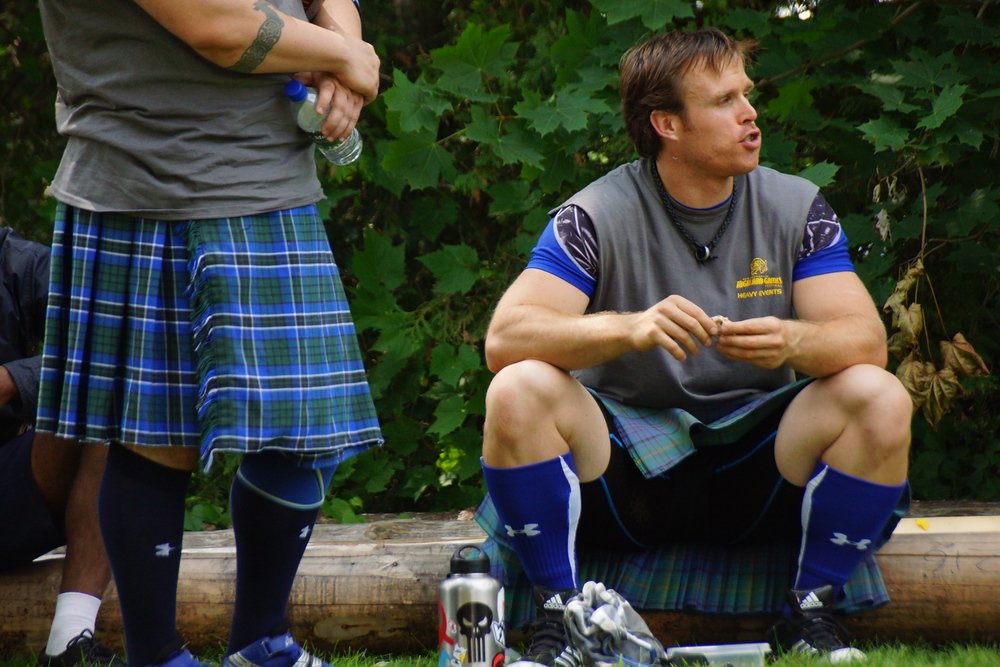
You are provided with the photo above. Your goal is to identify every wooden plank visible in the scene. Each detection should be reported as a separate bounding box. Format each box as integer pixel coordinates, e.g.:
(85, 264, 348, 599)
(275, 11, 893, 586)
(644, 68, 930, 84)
(645, 517, 1000, 646)
(2, 511, 999, 657)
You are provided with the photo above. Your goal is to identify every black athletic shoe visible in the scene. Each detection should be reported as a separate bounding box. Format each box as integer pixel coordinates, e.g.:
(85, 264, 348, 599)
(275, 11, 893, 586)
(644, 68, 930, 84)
(768, 585, 866, 663)
(39, 629, 121, 667)
(510, 587, 582, 667)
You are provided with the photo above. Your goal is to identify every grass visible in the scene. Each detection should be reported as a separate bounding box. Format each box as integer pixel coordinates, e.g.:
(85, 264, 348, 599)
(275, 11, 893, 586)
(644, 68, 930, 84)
(767, 643, 1000, 666)
(342, 645, 1000, 666)
(6, 643, 999, 667)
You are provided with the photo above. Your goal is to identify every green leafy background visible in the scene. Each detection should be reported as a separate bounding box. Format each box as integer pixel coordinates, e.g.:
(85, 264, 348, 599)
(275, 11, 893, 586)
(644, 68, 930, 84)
(2, 1, 998, 525)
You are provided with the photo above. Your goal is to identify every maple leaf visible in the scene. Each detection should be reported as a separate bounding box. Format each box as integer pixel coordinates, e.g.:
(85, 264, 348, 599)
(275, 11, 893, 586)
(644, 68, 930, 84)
(896, 353, 935, 409)
(940, 333, 990, 378)
(922, 367, 963, 429)
(882, 260, 924, 326)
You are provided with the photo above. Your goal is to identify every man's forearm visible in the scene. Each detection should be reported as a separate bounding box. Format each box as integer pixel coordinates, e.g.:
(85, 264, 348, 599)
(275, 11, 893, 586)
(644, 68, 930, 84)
(134, 0, 379, 101)
(485, 306, 637, 373)
(784, 313, 889, 378)
(312, 0, 362, 37)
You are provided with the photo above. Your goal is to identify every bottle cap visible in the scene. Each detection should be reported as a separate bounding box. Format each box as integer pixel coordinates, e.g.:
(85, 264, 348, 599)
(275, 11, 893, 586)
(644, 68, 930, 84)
(284, 79, 308, 102)
(449, 544, 490, 574)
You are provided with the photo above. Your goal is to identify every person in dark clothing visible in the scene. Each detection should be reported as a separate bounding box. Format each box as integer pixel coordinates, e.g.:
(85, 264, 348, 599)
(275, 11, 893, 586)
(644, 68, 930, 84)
(0, 226, 118, 666)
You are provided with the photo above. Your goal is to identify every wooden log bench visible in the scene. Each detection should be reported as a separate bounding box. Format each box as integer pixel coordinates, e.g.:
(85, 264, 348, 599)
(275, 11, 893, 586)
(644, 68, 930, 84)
(2, 502, 999, 657)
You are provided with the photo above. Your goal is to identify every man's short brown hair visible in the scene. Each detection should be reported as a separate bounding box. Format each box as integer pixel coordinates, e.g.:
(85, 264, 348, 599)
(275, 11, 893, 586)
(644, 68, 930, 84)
(620, 28, 757, 159)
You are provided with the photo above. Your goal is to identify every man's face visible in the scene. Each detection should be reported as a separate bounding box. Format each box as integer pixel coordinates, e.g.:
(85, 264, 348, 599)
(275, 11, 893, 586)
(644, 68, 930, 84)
(672, 57, 761, 179)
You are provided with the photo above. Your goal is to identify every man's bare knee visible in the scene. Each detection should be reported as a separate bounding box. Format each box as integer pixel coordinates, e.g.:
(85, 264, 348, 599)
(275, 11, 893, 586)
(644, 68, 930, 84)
(486, 360, 567, 423)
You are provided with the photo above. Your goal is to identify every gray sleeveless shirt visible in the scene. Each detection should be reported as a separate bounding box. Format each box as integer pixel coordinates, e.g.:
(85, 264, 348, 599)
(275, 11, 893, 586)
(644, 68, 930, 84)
(559, 159, 819, 421)
(38, 0, 322, 220)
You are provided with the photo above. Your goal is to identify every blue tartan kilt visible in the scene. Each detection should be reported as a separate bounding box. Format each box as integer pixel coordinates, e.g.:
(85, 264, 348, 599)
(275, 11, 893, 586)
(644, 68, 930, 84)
(37, 203, 382, 470)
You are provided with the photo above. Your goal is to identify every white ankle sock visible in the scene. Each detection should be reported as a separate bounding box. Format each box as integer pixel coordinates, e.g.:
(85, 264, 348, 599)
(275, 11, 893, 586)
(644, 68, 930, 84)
(44, 592, 102, 656)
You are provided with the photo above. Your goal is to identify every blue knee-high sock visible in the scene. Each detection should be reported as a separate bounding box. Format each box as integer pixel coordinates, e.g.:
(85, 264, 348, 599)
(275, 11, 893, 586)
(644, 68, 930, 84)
(99, 444, 191, 667)
(794, 463, 906, 594)
(482, 454, 580, 591)
(226, 457, 330, 653)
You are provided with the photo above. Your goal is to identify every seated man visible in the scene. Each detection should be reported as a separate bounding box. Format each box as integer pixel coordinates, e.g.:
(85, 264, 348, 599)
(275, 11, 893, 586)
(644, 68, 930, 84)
(0, 226, 118, 666)
(477, 28, 911, 664)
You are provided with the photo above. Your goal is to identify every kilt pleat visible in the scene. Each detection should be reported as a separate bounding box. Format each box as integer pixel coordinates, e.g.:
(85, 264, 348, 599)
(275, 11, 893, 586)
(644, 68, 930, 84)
(185, 208, 382, 468)
(37, 207, 201, 448)
(37, 204, 382, 470)
(475, 380, 904, 627)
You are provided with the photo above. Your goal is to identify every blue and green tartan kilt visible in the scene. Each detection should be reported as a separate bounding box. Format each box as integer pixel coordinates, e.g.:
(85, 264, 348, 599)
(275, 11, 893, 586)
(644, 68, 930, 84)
(37, 204, 382, 470)
(476, 380, 908, 628)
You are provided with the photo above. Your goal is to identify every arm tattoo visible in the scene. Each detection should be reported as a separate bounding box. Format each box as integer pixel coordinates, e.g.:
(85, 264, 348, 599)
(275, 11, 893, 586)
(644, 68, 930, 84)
(229, 1, 284, 73)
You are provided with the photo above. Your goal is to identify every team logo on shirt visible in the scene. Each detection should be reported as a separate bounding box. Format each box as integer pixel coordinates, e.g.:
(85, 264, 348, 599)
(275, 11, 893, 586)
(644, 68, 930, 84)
(735, 257, 784, 299)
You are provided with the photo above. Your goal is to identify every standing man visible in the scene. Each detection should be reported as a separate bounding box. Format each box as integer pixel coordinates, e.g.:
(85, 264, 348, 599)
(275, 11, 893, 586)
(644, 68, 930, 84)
(36, 1, 383, 666)
(0, 226, 117, 666)
(478, 28, 911, 664)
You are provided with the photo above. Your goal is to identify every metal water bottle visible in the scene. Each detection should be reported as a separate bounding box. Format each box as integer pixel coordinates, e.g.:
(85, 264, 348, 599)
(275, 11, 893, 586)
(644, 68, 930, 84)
(438, 544, 505, 667)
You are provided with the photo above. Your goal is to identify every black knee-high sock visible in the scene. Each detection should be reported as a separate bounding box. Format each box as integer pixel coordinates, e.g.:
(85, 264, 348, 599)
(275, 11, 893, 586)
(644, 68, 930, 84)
(226, 473, 319, 653)
(99, 444, 191, 667)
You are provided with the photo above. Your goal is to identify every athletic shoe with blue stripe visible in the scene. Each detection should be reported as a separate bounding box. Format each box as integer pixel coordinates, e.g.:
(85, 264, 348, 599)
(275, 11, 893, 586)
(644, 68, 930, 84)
(149, 647, 214, 667)
(222, 632, 328, 667)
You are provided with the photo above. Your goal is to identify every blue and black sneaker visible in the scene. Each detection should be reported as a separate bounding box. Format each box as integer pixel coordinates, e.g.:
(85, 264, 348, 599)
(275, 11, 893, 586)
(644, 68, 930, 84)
(149, 645, 214, 667)
(222, 631, 328, 667)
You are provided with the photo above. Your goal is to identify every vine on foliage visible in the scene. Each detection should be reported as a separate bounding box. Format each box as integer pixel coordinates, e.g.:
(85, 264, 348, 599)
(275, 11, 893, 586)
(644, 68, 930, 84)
(4, 0, 998, 517)
(336, 0, 1000, 513)
(884, 260, 990, 428)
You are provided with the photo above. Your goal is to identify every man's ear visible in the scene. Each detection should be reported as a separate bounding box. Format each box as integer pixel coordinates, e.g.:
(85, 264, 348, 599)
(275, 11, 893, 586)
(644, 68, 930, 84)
(650, 109, 680, 140)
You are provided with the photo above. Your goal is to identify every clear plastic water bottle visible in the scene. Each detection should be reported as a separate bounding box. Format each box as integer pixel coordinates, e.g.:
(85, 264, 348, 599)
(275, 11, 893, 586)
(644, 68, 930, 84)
(283, 79, 363, 165)
(438, 545, 506, 667)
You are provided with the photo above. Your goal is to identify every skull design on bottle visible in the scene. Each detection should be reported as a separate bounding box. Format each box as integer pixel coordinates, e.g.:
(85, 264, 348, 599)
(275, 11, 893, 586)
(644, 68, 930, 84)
(457, 601, 493, 663)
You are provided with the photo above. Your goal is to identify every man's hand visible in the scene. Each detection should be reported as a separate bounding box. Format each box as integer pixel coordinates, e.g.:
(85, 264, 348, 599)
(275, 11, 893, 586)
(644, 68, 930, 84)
(331, 36, 380, 103)
(293, 72, 364, 141)
(0, 366, 17, 408)
(627, 295, 720, 361)
(715, 315, 801, 369)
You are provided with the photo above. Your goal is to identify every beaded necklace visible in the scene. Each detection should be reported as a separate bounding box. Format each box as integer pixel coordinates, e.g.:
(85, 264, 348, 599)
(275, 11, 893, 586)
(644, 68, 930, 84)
(651, 160, 738, 263)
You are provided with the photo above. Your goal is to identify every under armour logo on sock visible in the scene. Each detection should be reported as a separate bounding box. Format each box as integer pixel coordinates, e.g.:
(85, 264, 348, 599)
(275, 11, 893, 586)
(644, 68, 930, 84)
(155, 542, 176, 558)
(300, 526, 311, 539)
(830, 532, 872, 550)
(504, 523, 541, 537)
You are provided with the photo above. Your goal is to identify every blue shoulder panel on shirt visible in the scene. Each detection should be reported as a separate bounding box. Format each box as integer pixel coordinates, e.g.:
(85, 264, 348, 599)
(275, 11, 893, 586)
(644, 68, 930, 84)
(793, 193, 856, 281)
(793, 231, 855, 280)
(526, 219, 596, 297)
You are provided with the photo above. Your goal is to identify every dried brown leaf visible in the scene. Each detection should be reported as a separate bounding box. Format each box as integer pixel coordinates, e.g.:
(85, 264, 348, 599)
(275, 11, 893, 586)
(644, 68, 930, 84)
(921, 367, 962, 429)
(940, 333, 990, 378)
(887, 331, 914, 359)
(875, 208, 891, 242)
(896, 353, 935, 409)
(882, 260, 924, 323)
(897, 303, 923, 344)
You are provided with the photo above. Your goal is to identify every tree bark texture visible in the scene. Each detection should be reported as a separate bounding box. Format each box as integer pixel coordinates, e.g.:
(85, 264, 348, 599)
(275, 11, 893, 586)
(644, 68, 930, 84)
(1, 510, 998, 657)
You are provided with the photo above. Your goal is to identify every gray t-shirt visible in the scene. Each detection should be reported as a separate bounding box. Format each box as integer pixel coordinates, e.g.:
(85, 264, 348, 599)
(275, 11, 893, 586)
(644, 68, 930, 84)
(558, 159, 819, 421)
(39, 0, 323, 219)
